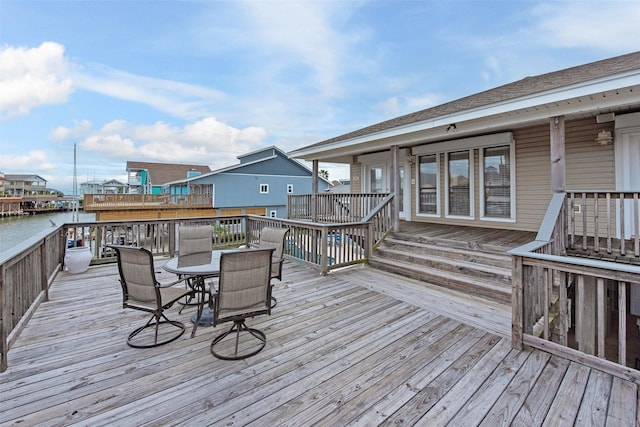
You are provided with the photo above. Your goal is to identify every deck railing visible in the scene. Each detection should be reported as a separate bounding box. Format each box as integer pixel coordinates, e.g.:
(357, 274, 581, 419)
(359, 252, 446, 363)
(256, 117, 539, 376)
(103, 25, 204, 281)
(83, 193, 213, 211)
(567, 190, 640, 257)
(1, 199, 395, 371)
(287, 193, 391, 222)
(511, 192, 640, 382)
(0, 227, 66, 371)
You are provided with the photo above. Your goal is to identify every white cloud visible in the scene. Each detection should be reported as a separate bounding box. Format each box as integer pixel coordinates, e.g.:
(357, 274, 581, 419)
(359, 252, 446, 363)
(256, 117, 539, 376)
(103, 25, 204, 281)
(405, 94, 441, 111)
(240, 0, 364, 98)
(0, 150, 55, 171)
(52, 120, 92, 142)
(80, 134, 138, 158)
(0, 42, 73, 120)
(74, 116, 267, 169)
(375, 97, 400, 117)
(72, 66, 228, 121)
(532, 2, 640, 51)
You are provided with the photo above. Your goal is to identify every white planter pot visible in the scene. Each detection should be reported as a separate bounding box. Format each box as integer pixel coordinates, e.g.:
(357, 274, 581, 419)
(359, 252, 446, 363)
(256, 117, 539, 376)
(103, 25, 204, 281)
(65, 246, 92, 274)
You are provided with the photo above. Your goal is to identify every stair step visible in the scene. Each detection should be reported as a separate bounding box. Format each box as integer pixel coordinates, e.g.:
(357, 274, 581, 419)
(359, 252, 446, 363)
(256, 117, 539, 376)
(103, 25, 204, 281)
(369, 255, 511, 304)
(382, 237, 512, 270)
(392, 231, 515, 254)
(374, 247, 510, 284)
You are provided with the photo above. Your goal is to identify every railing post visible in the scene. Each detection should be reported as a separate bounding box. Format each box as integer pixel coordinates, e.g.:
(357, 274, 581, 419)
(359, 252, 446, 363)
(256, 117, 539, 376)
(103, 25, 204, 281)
(1, 263, 6, 372)
(40, 242, 49, 302)
(311, 160, 318, 222)
(168, 220, 177, 257)
(320, 226, 329, 276)
(391, 145, 400, 232)
(512, 255, 524, 350)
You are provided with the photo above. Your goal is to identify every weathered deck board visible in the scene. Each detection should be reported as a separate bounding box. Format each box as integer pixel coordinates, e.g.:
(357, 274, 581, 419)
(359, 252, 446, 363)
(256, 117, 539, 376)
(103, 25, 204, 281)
(1, 260, 638, 426)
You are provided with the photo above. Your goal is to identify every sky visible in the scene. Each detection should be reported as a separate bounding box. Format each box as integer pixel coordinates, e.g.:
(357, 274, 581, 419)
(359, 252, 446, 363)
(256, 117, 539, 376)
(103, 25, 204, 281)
(1, 1, 639, 194)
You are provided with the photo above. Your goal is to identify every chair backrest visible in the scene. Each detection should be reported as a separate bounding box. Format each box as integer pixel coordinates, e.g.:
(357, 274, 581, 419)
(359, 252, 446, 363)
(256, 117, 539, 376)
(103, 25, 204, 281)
(111, 245, 160, 309)
(214, 248, 274, 323)
(258, 227, 289, 279)
(178, 225, 213, 267)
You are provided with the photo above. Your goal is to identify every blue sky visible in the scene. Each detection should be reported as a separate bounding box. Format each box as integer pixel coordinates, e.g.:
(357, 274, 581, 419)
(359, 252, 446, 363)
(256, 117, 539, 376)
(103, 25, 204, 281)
(1, 0, 639, 194)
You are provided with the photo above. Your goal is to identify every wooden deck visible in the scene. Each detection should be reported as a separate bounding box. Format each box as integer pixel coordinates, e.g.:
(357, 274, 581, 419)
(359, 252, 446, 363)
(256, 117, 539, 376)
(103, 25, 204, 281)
(1, 259, 638, 426)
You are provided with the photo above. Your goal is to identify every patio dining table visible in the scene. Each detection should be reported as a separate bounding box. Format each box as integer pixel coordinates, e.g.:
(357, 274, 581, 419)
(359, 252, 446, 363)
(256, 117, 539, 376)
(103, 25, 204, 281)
(162, 249, 248, 336)
(162, 250, 228, 336)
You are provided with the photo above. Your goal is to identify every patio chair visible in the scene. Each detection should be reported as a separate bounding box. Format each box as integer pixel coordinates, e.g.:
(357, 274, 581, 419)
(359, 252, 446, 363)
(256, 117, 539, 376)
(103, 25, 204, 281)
(258, 227, 289, 308)
(209, 248, 274, 360)
(111, 245, 194, 348)
(177, 225, 213, 313)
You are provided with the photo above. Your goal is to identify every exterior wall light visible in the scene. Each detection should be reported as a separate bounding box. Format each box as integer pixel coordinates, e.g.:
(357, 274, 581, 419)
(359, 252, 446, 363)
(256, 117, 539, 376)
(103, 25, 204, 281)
(595, 130, 613, 145)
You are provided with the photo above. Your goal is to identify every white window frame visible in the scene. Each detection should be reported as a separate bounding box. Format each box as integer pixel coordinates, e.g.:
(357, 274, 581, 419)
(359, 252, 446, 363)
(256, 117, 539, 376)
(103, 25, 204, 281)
(287, 184, 294, 194)
(445, 150, 474, 220)
(415, 154, 440, 217)
(413, 132, 514, 222)
(479, 144, 516, 222)
(260, 184, 269, 194)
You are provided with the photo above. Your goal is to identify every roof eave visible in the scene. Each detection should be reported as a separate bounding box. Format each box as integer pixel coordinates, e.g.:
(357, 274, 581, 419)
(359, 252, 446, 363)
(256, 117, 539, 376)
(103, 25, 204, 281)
(289, 70, 640, 161)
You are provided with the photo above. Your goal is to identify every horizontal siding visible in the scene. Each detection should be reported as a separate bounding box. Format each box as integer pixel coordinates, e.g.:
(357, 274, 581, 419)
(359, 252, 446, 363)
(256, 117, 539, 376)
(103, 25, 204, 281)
(566, 118, 615, 191)
(354, 118, 618, 234)
(513, 124, 552, 231)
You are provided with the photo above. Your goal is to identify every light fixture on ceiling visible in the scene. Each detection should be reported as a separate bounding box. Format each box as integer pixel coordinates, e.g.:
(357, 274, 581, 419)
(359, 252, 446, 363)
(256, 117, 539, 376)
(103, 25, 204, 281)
(595, 130, 613, 145)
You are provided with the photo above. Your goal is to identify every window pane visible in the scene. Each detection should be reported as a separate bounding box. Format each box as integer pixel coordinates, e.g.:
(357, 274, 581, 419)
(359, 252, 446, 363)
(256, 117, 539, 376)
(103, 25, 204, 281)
(484, 146, 511, 217)
(370, 167, 384, 193)
(448, 151, 470, 216)
(419, 155, 437, 214)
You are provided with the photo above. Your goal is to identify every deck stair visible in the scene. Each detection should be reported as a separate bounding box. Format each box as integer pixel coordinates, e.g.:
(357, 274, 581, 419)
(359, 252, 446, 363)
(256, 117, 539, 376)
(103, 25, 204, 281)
(369, 231, 514, 304)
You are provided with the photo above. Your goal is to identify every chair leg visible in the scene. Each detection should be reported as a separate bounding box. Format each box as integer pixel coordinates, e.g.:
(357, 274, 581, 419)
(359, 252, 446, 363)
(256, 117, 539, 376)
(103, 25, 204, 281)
(210, 320, 266, 360)
(178, 277, 204, 314)
(270, 296, 277, 309)
(127, 313, 186, 348)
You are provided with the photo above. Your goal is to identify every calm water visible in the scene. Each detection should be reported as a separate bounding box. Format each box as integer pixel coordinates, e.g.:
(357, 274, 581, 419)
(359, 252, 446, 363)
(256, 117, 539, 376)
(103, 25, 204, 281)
(0, 211, 96, 253)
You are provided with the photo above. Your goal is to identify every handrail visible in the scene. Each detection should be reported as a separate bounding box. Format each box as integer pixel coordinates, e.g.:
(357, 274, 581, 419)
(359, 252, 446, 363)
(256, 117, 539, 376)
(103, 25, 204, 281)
(511, 190, 640, 381)
(0, 226, 65, 372)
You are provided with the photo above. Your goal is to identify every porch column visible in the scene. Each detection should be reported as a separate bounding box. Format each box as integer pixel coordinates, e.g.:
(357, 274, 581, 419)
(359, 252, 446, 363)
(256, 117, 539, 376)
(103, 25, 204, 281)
(390, 145, 400, 232)
(550, 116, 566, 193)
(311, 160, 318, 222)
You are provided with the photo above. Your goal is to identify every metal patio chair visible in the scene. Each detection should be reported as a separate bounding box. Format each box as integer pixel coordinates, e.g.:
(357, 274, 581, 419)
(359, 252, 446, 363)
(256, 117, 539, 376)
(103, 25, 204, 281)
(258, 227, 289, 308)
(209, 248, 274, 360)
(177, 224, 213, 313)
(111, 245, 194, 348)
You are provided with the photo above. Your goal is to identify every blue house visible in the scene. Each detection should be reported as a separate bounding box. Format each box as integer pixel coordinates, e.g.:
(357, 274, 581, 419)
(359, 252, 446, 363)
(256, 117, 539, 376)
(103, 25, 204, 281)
(164, 146, 329, 218)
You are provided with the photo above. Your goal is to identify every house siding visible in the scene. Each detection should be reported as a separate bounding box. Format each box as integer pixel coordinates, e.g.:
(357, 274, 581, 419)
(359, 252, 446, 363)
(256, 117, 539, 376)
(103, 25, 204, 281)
(352, 118, 619, 233)
(513, 124, 552, 232)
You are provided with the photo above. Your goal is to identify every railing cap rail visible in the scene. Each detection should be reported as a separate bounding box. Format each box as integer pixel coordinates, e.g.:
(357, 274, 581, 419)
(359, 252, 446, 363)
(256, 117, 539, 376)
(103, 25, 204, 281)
(509, 246, 640, 275)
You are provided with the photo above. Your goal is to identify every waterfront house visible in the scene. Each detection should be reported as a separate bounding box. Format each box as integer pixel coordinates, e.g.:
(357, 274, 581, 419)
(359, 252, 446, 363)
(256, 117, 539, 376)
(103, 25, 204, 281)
(164, 146, 330, 218)
(289, 51, 640, 370)
(79, 178, 128, 195)
(0, 174, 50, 197)
(126, 161, 211, 195)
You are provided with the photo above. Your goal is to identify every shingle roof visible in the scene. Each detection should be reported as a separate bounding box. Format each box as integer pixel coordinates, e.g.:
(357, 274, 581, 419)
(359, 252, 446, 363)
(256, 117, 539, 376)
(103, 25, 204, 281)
(126, 161, 211, 186)
(305, 50, 640, 149)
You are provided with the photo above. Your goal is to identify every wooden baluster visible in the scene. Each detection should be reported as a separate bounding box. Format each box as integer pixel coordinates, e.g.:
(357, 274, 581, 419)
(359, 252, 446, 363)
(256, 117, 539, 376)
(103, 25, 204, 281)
(620, 192, 626, 256)
(582, 192, 588, 251)
(570, 192, 576, 250)
(619, 281, 627, 366)
(606, 192, 612, 254)
(597, 278, 605, 358)
(594, 193, 600, 253)
(634, 192, 639, 257)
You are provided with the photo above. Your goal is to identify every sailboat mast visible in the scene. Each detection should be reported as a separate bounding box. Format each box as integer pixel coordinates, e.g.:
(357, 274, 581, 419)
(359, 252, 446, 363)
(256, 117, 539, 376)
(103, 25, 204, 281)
(73, 142, 78, 222)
